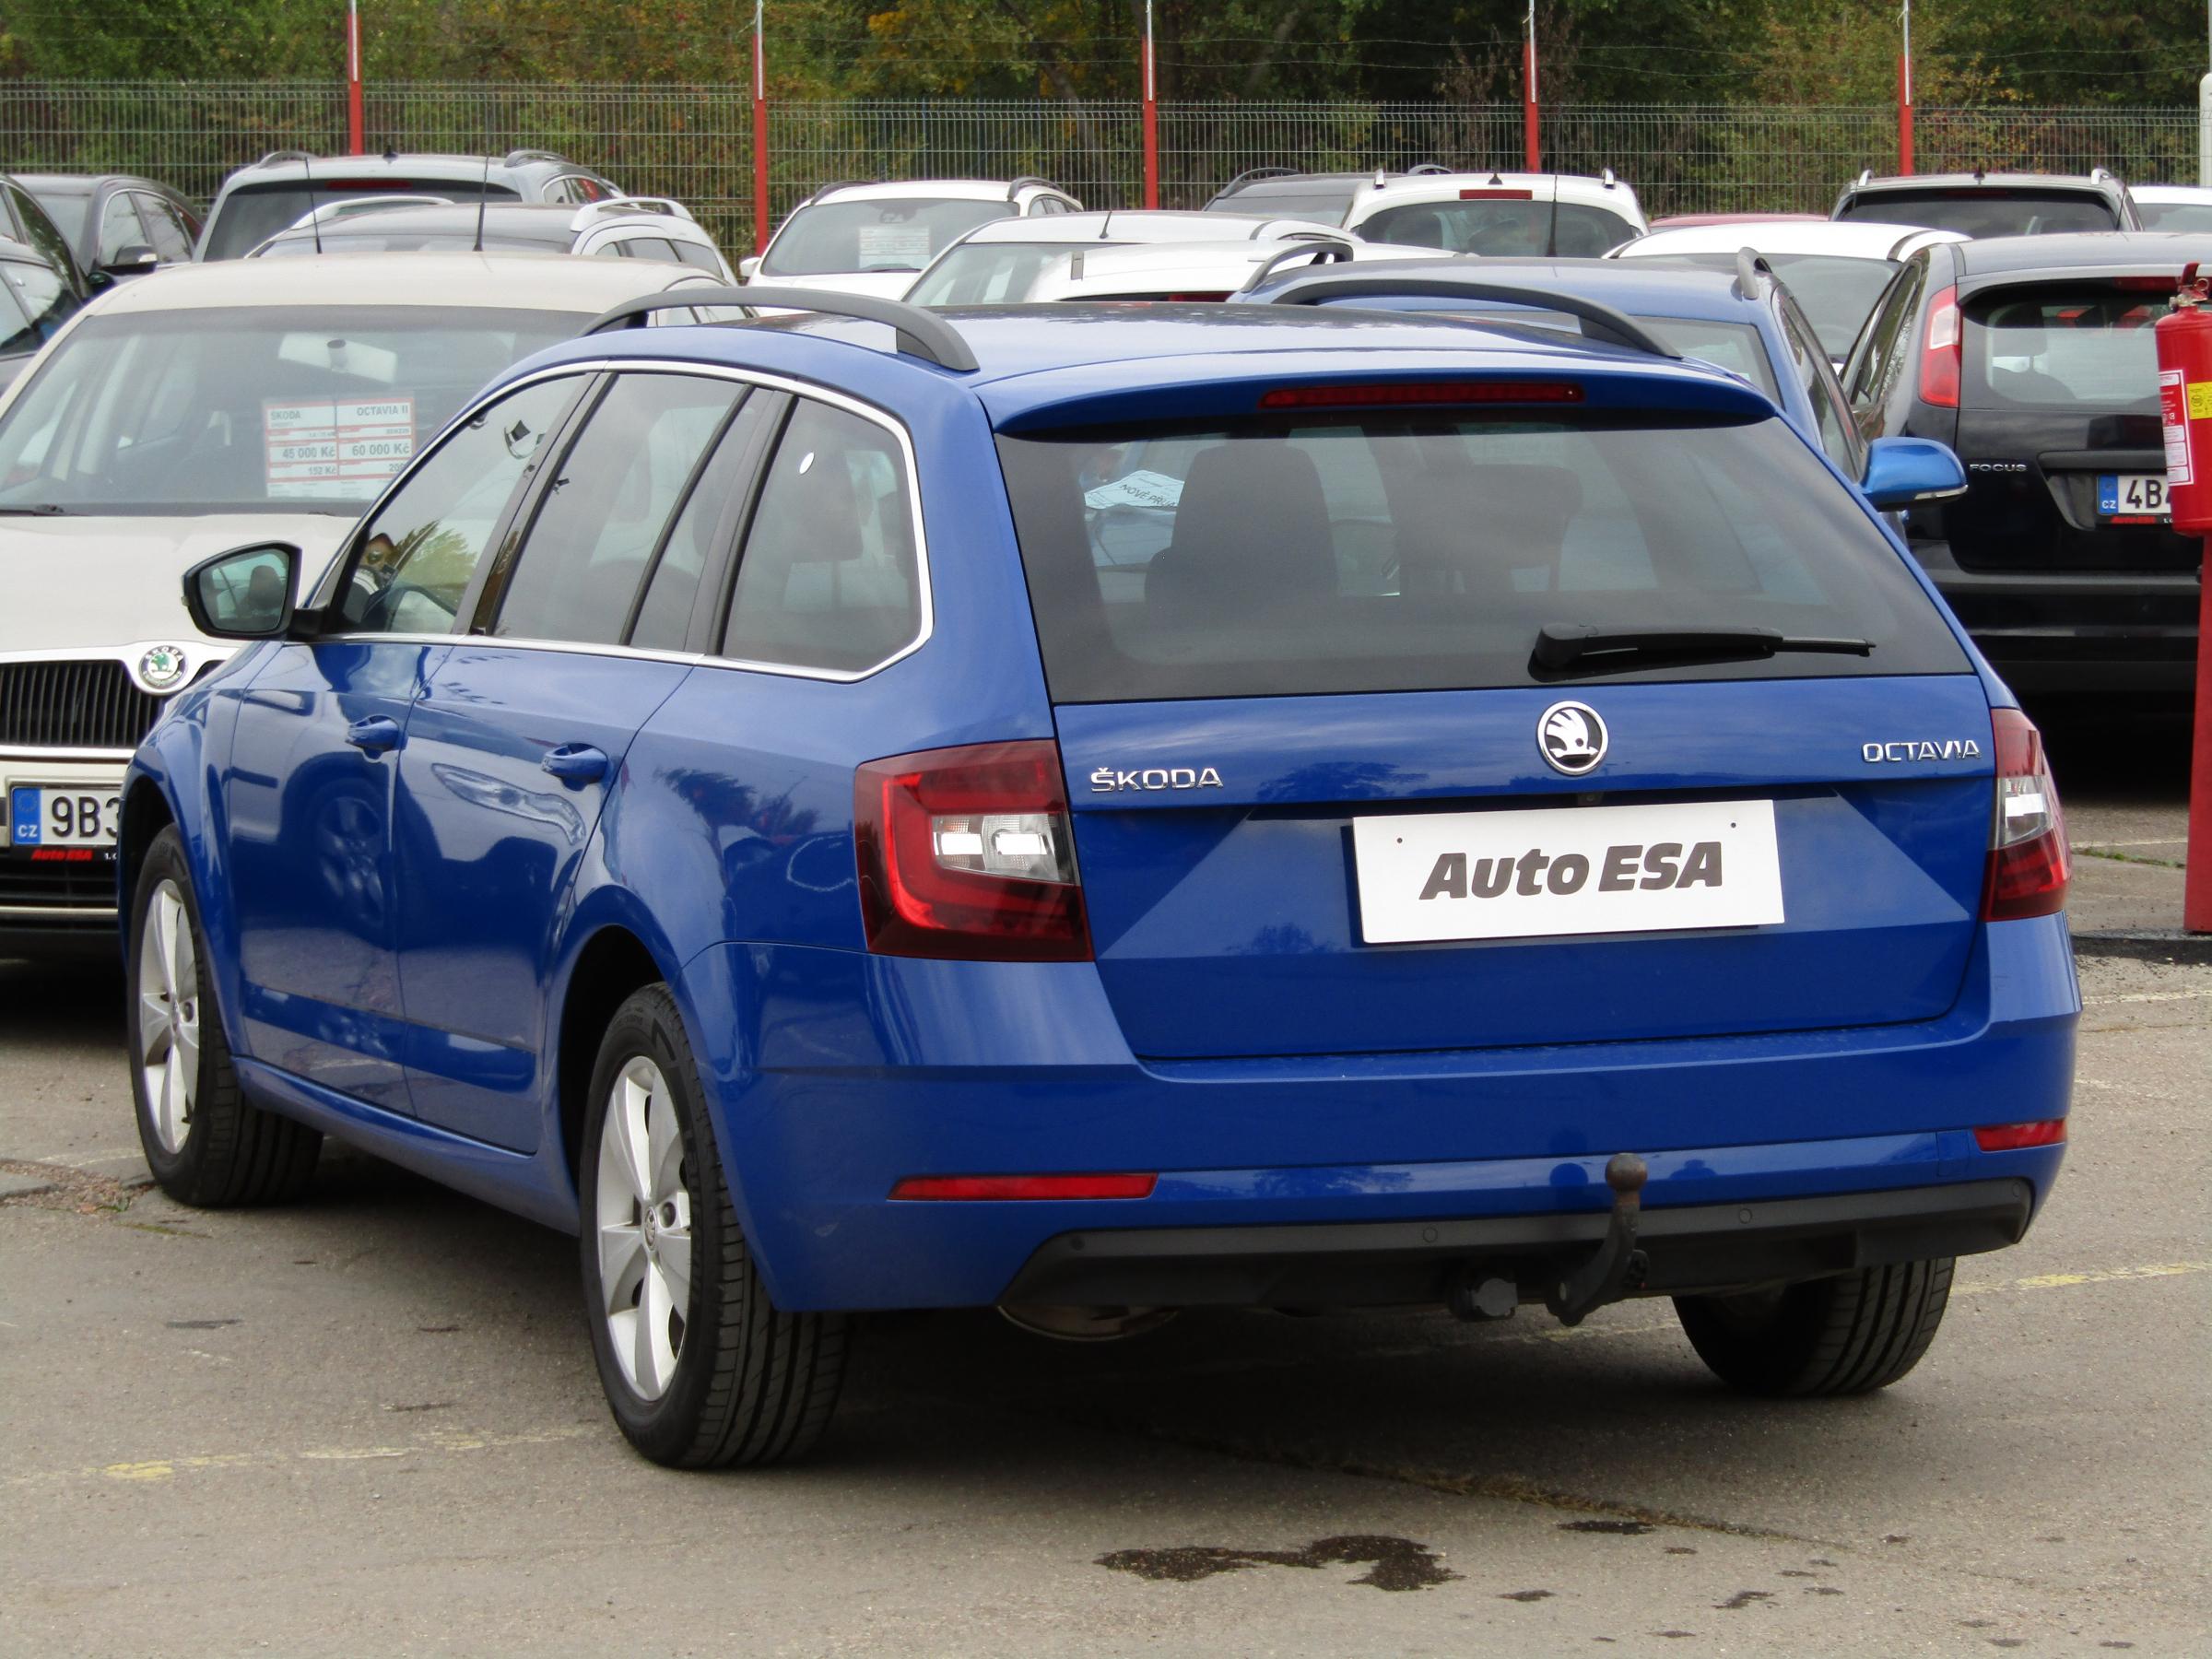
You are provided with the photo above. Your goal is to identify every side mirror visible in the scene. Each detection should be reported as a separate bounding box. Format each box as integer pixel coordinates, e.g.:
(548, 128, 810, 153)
(182, 542, 300, 640)
(102, 245, 160, 276)
(736, 255, 761, 281)
(1861, 436, 1968, 511)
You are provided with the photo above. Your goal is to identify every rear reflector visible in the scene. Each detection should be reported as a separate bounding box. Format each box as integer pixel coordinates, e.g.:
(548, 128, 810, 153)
(1459, 188, 1535, 200)
(1982, 708, 2070, 921)
(1258, 381, 1584, 410)
(854, 739, 1091, 961)
(889, 1172, 1158, 1201)
(1972, 1120, 2066, 1152)
(1919, 284, 1961, 408)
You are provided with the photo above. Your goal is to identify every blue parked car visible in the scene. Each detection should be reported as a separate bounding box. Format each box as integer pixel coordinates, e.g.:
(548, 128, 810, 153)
(1241, 253, 1874, 485)
(120, 287, 2077, 1468)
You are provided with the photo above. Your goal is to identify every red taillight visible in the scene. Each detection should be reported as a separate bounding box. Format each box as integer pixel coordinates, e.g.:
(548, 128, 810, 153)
(1160, 290, 1232, 302)
(1458, 188, 1535, 200)
(889, 1172, 1157, 1200)
(854, 739, 1091, 961)
(1257, 381, 1584, 411)
(1972, 1120, 2066, 1152)
(1919, 285, 1961, 408)
(2112, 275, 2180, 292)
(1982, 708, 2069, 921)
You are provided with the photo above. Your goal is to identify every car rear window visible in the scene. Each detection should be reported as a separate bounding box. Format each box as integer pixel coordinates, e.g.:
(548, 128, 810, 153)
(1835, 188, 2119, 238)
(761, 198, 1015, 276)
(1430, 313, 1778, 400)
(1358, 199, 1638, 259)
(1206, 186, 1358, 225)
(998, 411, 1967, 701)
(2136, 199, 2212, 232)
(1964, 284, 2161, 411)
(908, 241, 1097, 304)
(205, 180, 521, 260)
(1662, 252, 1900, 359)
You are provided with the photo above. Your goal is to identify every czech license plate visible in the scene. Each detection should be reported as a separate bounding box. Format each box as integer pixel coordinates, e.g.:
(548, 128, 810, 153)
(2097, 473, 2171, 519)
(9, 785, 122, 848)
(1352, 800, 1784, 945)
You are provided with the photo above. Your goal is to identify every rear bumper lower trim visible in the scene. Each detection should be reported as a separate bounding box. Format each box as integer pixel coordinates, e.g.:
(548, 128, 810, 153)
(997, 1178, 2035, 1308)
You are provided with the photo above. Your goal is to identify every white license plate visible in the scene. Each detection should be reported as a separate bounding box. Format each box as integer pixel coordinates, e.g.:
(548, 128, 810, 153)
(1352, 800, 1784, 945)
(9, 785, 122, 848)
(2097, 473, 2171, 518)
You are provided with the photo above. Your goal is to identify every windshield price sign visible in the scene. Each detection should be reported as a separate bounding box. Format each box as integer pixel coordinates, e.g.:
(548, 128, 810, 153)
(265, 397, 417, 500)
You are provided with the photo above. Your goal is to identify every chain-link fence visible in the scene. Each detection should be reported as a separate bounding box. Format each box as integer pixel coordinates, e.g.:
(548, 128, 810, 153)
(0, 82, 2196, 252)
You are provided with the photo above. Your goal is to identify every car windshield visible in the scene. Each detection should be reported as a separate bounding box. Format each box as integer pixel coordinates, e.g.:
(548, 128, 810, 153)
(1359, 199, 1639, 258)
(1208, 185, 1359, 225)
(761, 197, 1015, 276)
(907, 241, 1100, 304)
(205, 179, 521, 260)
(0, 304, 583, 515)
(1836, 188, 2119, 237)
(1661, 252, 1900, 358)
(998, 411, 1964, 701)
(1965, 284, 2161, 412)
(2135, 199, 2212, 232)
(257, 226, 574, 258)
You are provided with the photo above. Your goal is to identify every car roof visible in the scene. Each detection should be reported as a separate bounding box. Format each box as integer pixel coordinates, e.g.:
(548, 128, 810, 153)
(1948, 229, 2212, 276)
(225, 153, 604, 188)
(1619, 221, 1967, 260)
(813, 180, 1051, 205)
(84, 251, 700, 313)
(1846, 171, 2121, 195)
(1353, 171, 1641, 208)
(2128, 183, 2212, 204)
(515, 304, 1773, 430)
(15, 172, 177, 196)
(1256, 254, 1779, 325)
(952, 210, 1336, 245)
(1021, 241, 1360, 300)
(269, 201, 700, 241)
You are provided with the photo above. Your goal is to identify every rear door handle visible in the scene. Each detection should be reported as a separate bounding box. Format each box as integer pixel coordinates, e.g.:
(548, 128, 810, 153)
(541, 743, 609, 785)
(344, 715, 404, 754)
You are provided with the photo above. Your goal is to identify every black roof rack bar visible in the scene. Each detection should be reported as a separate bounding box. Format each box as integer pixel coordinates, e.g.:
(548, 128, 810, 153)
(255, 148, 317, 168)
(1256, 271, 1680, 360)
(1006, 175, 1059, 201)
(583, 286, 979, 372)
(1240, 239, 1357, 290)
(797, 178, 883, 211)
(1218, 166, 1300, 197)
(1734, 247, 1774, 301)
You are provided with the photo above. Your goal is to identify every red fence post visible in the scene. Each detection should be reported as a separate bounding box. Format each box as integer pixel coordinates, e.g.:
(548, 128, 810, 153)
(1522, 4, 1540, 171)
(1141, 2, 1159, 209)
(1898, 2, 1914, 173)
(346, 1, 364, 155)
(752, 2, 770, 256)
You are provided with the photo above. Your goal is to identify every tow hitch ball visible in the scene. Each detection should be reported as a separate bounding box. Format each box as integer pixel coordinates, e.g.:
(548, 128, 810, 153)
(1545, 1153, 1650, 1328)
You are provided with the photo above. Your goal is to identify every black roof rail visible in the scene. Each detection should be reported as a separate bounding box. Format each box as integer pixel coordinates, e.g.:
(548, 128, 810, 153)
(583, 285, 979, 372)
(1733, 247, 1774, 300)
(796, 178, 882, 210)
(1240, 239, 1357, 290)
(255, 148, 317, 168)
(502, 148, 571, 168)
(1006, 174, 1060, 201)
(1216, 165, 1300, 198)
(1255, 269, 1681, 360)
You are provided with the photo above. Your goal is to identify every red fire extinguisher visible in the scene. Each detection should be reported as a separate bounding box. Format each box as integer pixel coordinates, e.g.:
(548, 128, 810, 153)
(2152, 263, 2212, 930)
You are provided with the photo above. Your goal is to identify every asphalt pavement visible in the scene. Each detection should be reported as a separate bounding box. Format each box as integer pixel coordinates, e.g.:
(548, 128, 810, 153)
(1, 712, 2204, 1657)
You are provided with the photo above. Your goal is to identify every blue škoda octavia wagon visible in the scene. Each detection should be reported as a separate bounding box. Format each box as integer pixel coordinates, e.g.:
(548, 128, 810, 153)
(121, 288, 2077, 1467)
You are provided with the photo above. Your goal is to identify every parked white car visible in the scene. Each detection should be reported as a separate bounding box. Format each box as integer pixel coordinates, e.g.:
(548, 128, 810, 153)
(1018, 237, 1434, 303)
(249, 197, 734, 278)
(2128, 183, 2212, 232)
(1206, 166, 1648, 256)
(0, 253, 716, 954)
(742, 178, 1084, 299)
(1612, 219, 1967, 361)
(904, 209, 1346, 304)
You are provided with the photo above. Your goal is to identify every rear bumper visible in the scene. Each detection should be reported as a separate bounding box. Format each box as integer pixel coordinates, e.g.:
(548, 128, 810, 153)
(1910, 542, 2198, 695)
(683, 915, 2078, 1312)
(1001, 1177, 2036, 1308)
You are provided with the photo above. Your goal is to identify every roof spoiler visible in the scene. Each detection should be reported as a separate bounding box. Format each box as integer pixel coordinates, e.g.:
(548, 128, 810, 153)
(501, 148, 572, 168)
(1254, 270, 1681, 360)
(1215, 166, 1299, 198)
(255, 149, 318, 169)
(1238, 239, 1358, 290)
(1006, 175, 1062, 202)
(582, 286, 979, 372)
(794, 178, 882, 212)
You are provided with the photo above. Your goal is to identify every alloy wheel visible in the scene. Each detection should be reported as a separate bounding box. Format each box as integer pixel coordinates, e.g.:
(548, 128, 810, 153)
(136, 878, 200, 1154)
(595, 1056, 692, 1400)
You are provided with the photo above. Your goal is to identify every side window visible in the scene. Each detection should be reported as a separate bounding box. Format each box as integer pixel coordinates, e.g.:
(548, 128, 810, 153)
(1778, 295, 1865, 477)
(134, 194, 195, 263)
(8, 187, 77, 286)
(593, 241, 629, 258)
(0, 259, 77, 350)
(1849, 261, 1924, 421)
(629, 394, 770, 651)
(720, 397, 920, 672)
(491, 373, 743, 646)
(98, 193, 147, 264)
(336, 376, 581, 635)
(619, 235, 683, 265)
(671, 240, 724, 274)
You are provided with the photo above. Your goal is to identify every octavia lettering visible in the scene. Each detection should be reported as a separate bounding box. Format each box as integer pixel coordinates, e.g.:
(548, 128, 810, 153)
(1418, 841, 1724, 901)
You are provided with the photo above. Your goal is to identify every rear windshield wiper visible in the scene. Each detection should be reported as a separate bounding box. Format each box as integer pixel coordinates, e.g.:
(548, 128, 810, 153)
(1533, 621, 1874, 675)
(0, 503, 72, 516)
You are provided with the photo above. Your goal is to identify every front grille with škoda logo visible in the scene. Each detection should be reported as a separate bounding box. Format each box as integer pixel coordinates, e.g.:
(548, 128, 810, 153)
(0, 659, 171, 750)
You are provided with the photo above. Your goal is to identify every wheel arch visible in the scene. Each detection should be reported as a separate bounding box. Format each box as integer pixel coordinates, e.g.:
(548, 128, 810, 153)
(116, 772, 177, 924)
(551, 920, 677, 1201)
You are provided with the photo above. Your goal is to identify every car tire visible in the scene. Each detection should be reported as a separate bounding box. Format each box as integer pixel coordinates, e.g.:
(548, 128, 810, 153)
(578, 983, 848, 1467)
(1673, 1258, 1954, 1397)
(127, 825, 321, 1206)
